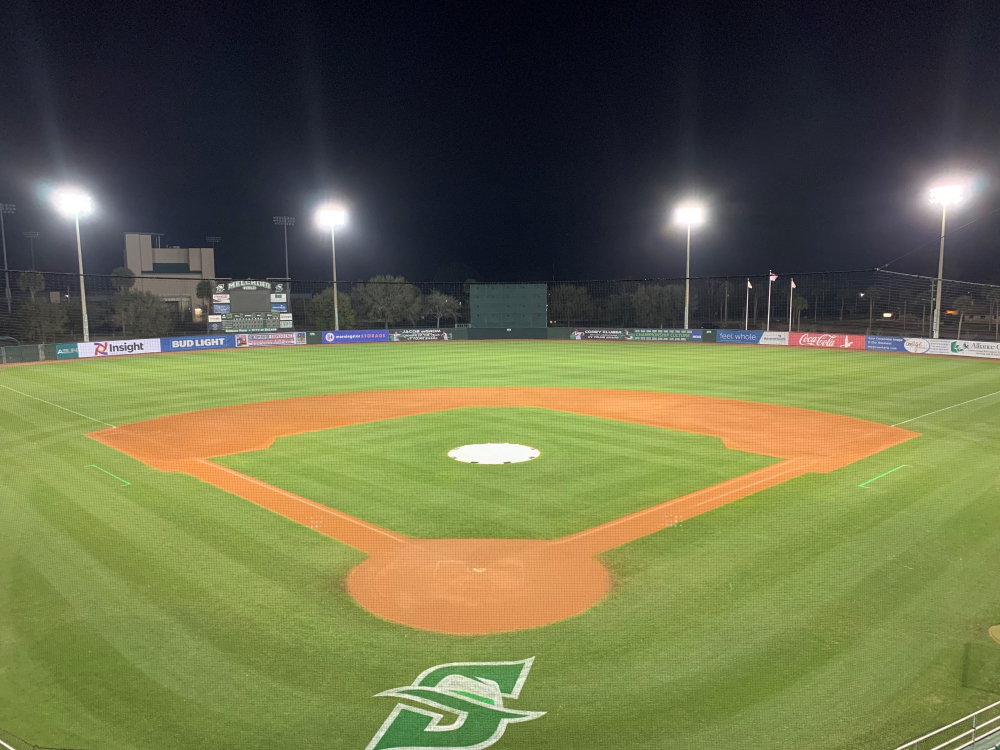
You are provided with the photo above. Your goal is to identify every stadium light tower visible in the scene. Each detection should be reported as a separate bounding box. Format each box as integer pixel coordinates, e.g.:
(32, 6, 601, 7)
(53, 189, 94, 341)
(23, 231, 39, 270)
(672, 201, 706, 329)
(928, 182, 965, 339)
(273, 216, 295, 279)
(0, 203, 14, 313)
(315, 203, 348, 330)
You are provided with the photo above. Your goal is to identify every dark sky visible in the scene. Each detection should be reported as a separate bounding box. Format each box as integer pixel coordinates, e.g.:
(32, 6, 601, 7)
(0, 1, 998, 283)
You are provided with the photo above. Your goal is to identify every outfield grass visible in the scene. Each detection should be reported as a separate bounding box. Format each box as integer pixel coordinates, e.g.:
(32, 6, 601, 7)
(1, 341, 999, 750)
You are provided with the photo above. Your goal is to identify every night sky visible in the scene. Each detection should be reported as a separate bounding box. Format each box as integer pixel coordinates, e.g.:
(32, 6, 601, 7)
(0, 1, 998, 284)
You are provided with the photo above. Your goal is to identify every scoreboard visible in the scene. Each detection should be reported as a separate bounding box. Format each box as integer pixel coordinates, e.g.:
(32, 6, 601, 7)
(208, 280, 292, 333)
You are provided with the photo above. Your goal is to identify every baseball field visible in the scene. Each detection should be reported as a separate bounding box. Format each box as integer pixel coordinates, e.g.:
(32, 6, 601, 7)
(2, 340, 1000, 750)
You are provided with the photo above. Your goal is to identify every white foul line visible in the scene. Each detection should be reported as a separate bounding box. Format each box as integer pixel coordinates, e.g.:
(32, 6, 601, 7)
(0, 737, 21, 750)
(0, 384, 117, 429)
(893, 389, 1000, 427)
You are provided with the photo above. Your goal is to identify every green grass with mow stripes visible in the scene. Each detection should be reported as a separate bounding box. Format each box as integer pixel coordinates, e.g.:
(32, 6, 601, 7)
(0, 340, 998, 750)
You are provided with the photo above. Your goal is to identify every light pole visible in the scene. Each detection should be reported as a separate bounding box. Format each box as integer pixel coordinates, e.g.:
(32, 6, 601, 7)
(53, 190, 93, 341)
(22, 231, 39, 270)
(929, 183, 965, 339)
(0, 204, 14, 313)
(672, 202, 706, 329)
(273, 216, 295, 279)
(315, 203, 348, 330)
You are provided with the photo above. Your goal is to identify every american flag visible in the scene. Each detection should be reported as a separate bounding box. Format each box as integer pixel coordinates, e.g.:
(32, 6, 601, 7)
(769, 271, 778, 282)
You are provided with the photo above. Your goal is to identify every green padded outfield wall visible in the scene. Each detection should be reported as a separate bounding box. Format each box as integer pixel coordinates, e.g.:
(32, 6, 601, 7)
(470, 284, 548, 328)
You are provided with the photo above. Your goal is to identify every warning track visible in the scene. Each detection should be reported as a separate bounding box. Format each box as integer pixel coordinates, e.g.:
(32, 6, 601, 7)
(89, 388, 917, 634)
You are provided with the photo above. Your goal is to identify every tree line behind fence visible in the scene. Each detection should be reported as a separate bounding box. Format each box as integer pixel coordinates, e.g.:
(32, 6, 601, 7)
(1, 268, 999, 345)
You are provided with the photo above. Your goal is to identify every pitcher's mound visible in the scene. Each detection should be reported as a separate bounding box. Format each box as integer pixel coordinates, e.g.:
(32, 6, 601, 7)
(448, 443, 540, 464)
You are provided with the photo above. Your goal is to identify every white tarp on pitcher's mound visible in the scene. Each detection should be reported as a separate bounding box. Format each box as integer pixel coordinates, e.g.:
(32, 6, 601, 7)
(448, 443, 540, 465)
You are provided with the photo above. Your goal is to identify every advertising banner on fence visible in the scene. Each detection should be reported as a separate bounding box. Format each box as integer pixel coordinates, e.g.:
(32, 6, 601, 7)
(947, 339, 1000, 359)
(628, 329, 702, 342)
(235, 332, 306, 347)
(790, 333, 866, 349)
(322, 330, 390, 343)
(390, 329, 451, 341)
(717, 330, 766, 344)
(901, 338, 952, 355)
(55, 343, 79, 359)
(760, 331, 789, 346)
(79, 338, 162, 358)
(161, 335, 235, 352)
(866, 336, 908, 352)
(570, 329, 628, 340)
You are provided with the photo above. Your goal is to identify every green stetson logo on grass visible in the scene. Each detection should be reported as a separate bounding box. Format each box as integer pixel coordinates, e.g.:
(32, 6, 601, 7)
(365, 657, 544, 750)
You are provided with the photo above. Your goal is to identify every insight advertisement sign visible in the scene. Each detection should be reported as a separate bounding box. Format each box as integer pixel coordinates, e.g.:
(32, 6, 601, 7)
(79, 338, 162, 358)
(322, 330, 390, 343)
(161, 336, 235, 352)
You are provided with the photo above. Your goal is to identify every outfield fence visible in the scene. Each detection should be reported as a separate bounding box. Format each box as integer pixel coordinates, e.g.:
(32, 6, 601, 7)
(892, 697, 1000, 750)
(1, 268, 999, 346)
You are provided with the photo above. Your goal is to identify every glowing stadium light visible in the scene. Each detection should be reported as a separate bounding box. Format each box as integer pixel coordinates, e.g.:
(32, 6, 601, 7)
(928, 183, 964, 207)
(315, 204, 348, 228)
(53, 189, 93, 217)
(51, 188, 94, 342)
(671, 200, 707, 328)
(928, 180, 971, 338)
(315, 202, 349, 331)
(673, 202, 706, 227)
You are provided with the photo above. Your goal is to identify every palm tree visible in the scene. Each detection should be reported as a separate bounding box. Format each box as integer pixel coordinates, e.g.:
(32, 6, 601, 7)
(953, 295, 975, 340)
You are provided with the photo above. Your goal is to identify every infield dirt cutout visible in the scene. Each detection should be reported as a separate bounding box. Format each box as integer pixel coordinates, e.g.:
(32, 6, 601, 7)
(89, 388, 917, 635)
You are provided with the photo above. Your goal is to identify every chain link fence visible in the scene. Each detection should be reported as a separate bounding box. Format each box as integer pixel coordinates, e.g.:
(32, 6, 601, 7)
(0, 268, 998, 345)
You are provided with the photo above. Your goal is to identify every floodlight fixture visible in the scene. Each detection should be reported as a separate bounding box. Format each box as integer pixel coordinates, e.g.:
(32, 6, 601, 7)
(671, 200, 707, 328)
(673, 202, 706, 227)
(50, 188, 94, 341)
(273, 216, 296, 278)
(929, 183, 964, 207)
(0, 204, 13, 313)
(22, 231, 39, 270)
(928, 179, 972, 338)
(315, 204, 348, 228)
(53, 189, 93, 217)
(315, 202, 349, 330)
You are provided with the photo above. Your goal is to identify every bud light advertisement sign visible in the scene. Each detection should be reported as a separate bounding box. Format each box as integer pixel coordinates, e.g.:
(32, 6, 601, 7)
(161, 335, 236, 351)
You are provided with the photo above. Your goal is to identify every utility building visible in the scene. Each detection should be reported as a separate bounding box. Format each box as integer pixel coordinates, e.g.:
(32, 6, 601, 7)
(123, 233, 216, 321)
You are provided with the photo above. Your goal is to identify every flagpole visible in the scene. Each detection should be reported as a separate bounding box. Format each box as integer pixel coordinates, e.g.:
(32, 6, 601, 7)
(788, 278, 794, 332)
(745, 279, 750, 330)
(766, 272, 773, 331)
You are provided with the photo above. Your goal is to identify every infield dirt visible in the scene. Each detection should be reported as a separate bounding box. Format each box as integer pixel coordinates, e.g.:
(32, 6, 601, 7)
(90, 387, 917, 634)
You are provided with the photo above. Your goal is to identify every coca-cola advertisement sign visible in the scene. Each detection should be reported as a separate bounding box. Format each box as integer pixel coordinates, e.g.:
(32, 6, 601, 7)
(790, 333, 866, 349)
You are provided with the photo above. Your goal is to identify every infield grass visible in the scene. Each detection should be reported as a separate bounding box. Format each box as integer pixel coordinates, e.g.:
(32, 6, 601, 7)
(1, 341, 999, 750)
(216, 407, 775, 539)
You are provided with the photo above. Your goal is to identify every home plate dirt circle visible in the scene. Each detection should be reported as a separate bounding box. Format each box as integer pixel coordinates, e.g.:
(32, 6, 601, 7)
(345, 538, 611, 634)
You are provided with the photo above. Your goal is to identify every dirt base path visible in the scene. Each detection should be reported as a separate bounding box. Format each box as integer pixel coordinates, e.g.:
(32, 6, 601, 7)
(89, 388, 917, 634)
